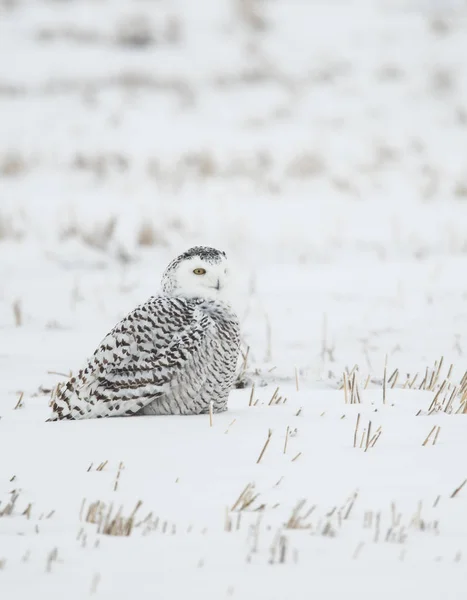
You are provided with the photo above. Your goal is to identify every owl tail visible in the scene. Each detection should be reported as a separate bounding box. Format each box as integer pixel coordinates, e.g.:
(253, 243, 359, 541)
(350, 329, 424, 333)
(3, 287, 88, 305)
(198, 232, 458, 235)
(47, 382, 92, 421)
(47, 394, 76, 421)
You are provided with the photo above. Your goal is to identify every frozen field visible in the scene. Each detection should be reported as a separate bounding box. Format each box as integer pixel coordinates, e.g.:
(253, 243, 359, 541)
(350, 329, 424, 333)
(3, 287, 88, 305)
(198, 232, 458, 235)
(2, 0, 467, 598)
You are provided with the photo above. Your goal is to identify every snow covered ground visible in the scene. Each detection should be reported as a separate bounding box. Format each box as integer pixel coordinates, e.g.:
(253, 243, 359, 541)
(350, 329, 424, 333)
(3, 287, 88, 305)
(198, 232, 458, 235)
(2, 0, 467, 598)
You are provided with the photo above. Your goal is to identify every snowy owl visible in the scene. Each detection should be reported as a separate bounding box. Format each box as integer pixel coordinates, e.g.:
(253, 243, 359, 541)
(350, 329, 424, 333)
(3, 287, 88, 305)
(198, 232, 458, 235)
(48, 247, 240, 420)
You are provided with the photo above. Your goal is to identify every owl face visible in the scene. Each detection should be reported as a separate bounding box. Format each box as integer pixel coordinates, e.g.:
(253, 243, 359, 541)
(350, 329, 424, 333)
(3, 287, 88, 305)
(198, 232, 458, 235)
(162, 247, 230, 299)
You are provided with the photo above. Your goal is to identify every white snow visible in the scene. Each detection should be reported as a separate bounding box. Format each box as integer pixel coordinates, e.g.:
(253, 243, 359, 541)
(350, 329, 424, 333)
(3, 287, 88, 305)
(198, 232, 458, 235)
(2, 0, 467, 598)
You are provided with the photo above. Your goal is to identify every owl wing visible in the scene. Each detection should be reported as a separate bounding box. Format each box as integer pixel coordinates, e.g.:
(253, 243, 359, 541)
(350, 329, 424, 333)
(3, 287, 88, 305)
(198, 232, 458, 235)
(48, 296, 214, 420)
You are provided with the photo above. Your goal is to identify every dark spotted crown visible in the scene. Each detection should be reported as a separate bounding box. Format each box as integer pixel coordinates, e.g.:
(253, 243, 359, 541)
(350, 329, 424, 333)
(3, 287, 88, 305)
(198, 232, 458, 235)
(161, 247, 227, 291)
(165, 246, 226, 272)
(178, 246, 226, 263)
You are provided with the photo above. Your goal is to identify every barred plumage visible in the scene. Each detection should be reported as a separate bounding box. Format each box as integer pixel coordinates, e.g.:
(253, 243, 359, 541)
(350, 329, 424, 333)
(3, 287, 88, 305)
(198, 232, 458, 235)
(48, 247, 240, 420)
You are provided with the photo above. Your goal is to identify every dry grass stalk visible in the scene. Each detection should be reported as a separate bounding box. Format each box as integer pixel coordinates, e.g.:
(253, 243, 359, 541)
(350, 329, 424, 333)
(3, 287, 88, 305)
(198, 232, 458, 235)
(256, 429, 273, 464)
(423, 366, 430, 389)
(45, 548, 58, 573)
(427, 379, 447, 413)
(84, 499, 142, 536)
(90, 573, 101, 595)
(231, 483, 259, 511)
(374, 512, 381, 543)
(353, 413, 361, 448)
(295, 407, 302, 417)
(295, 367, 299, 392)
(428, 362, 438, 390)
(363, 511, 373, 529)
(0, 492, 19, 517)
(224, 419, 236, 434)
(357, 419, 382, 450)
(268, 387, 280, 406)
(113, 462, 124, 491)
(225, 507, 233, 532)
(137, 220, 161, 247)
(343, 491, 358, 520)
(450, 479, 467, 498)
(47, 370, 71, 378)
(353, 542, 364, 559)
(285, 500, 313, 529)
(241, 346, 250, 373)
(446, 364, 453, 380)
(431, 356, 444, 390)
(368, 427, 382, 448)
(22, 504, 32, 519)
(209, 401, 213, 427)
(408, 373, 419, 389)
(364, 374, 371, 389)
(283, 426, 290, 454)
(248, 384, 255, 407)
(459, 371, 467, 394)
(353, 375, 361, 402)
(79, 499, 86, 521)
(269, 531, 289, 565)
(432, 426, 441, 445)
(291, 452, 302, 462)
(422, 425, 438, 446)
(443, 387, 458, 414)
(96, 461, 108, 472)
(13, 299, 22, 327)
(387, 368, 398, 386)
(14, 392, 24, 410)
(428, 390, 446, 414)
(343, 372, 349, 403)
(390, 370, 399, 389)
(419, 368, 427, 390)
(457, 393, 467, 414)
(359, 428, 367, 449)
(350, 373, 356, 404)
(383, 355, 387, 404)
(354, 377, 361, 403)
(364, 421, 372, 452)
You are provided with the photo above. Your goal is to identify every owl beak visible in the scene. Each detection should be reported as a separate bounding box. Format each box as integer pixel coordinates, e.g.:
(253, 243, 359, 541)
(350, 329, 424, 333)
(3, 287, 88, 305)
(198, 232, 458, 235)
(209, 278, 222, 292)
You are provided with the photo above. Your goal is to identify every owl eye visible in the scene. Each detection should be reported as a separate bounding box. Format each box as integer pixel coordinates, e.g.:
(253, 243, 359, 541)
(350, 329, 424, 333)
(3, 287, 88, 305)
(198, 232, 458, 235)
(193, 268, 206, 275)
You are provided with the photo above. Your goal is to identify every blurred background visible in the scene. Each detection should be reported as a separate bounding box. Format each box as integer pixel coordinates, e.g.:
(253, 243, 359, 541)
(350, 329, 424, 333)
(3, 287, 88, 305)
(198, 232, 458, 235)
(1, 0, 467, 390)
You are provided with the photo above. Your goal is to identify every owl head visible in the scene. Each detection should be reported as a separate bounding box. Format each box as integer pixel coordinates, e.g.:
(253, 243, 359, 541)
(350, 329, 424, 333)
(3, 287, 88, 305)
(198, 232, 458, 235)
(161, 246, 230, 300)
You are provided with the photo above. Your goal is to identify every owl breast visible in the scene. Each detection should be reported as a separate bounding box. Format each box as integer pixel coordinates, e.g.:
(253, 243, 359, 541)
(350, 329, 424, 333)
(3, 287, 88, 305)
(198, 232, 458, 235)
(139, 299, 240, 416)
